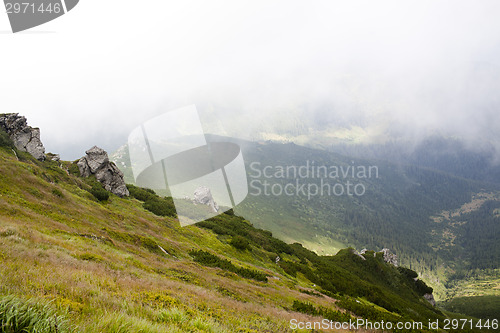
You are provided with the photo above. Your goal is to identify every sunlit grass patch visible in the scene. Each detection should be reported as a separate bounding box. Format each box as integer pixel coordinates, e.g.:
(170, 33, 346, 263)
(0, 295, 74, 333)
(156, 307, 188, 324)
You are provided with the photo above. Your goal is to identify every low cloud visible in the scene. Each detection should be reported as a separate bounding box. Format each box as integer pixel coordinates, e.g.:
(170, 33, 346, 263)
(0, 1, 499, 159)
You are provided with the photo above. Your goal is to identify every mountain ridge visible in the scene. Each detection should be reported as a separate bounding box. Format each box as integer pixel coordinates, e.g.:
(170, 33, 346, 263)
(0, 124, 485, 332)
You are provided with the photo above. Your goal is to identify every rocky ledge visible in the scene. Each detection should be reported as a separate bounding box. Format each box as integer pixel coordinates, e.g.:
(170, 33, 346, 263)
(0, 113, 45, 160)
(355, 248, 399, 266)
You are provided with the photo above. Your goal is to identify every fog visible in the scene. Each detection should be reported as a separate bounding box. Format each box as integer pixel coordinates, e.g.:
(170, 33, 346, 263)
(1, 0, 499, 159)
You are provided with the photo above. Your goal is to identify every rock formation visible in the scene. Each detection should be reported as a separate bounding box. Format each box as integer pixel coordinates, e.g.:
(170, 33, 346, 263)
(78, 146, 129, 197)
(381, 248, 398, 266)
(0, 113, 45, 160)
(354, 248, 398, 265)
(193, 186, 219, 212)
(46, 153, 60, 161)
(352, 249, 367, 260)
(423, 293, 436, 306)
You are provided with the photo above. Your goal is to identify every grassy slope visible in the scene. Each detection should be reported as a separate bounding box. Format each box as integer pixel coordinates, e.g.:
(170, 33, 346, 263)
(206, 137, 500, 302)
(0, 149, 305, 332)
(439, 296, 500, 320)
(0, 146, 484, 332)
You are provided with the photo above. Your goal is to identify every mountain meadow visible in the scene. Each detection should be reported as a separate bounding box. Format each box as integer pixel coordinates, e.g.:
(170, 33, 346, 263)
(1, 126, 496, 331)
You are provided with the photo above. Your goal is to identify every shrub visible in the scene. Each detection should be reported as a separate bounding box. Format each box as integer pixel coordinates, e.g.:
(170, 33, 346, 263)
(52, 188, 64, 198)
(143, 198, 176, 218)
(127, 185, 177, 218)
(414, 279, 433, 296)
(292, 300, 352, 322)
(292, 300, 318, 316)
(139, 236, 160, 253)
(189, 250, 267, 282)
(230, 235, 251, 251)
(196, 215, 294, 255)
(127, 184, 157, 202)
(89, 184, 110, 201)
(77, 253, 104, 262)
(0, 128, 14, 149)
(398, 266, 418, 280)
(224, 209, 235, 216)
(68, 161, 80, 176)
(299, 289, 323, 297)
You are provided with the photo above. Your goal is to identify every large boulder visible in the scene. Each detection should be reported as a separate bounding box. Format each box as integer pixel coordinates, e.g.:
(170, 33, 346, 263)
(0, 113, 45, 160)
(78, 146, 129, 197)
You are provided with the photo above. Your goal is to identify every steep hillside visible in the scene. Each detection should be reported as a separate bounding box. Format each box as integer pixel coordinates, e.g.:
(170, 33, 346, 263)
(0, 131, 482, 332)
(229, 138, 500, 302)
(113, 136, 500, 300)
(327, 136, 500, 185)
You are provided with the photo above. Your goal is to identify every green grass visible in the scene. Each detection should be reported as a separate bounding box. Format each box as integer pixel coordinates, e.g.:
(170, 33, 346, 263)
(0, 144, 487, 332)
(189, 249, 268, 282)
(0, 296, 74, 333)
(112, 137, 500, 305)
(440, 296, 500, 320)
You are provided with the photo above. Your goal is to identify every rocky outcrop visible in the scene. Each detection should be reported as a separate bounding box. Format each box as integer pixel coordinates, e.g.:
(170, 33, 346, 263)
(46, 153, 60, 161)
(355, 248, 398, 265)
(0, 113, 45, 160)
(381, 248, 398, 266)
(423, 293, 436, 306)
(352, 249, 367, 260)
(78, 146, 129, 197)
(193, 186, 219, 212)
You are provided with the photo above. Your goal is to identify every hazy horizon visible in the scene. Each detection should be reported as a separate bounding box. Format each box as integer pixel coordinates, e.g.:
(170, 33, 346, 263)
(1, 1, 499, 160)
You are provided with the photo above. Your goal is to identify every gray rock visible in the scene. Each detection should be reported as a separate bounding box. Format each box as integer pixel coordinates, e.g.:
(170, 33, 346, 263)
(77, 157, 91, 177)
(423, 293, 436, 306)
(381, 248, 398, 266)
(85, 146, 109, 173)
(95, 163, 129, 197)
(78, 146, 129, 197)
(193, 186, 219, 212)
(49, 153, 60, 162)
(359, 248, 398, 265)
(0, 113, 46, 160)
(352, 249, 367, 260)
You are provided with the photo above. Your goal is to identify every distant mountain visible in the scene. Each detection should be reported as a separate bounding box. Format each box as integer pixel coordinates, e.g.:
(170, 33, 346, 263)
(1, 128, 470, 332)
(326, 135, 500, 184)
(112, 136, 500, 303)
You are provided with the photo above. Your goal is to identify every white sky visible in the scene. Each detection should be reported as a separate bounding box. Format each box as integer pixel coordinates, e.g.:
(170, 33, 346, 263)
(1, 1, 500, 159)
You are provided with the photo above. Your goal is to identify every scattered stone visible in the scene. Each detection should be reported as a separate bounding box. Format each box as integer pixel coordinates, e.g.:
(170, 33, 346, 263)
(0, 113, 45, 160)
(78, 146, 129, 197)
(193, 186, 219, 212)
